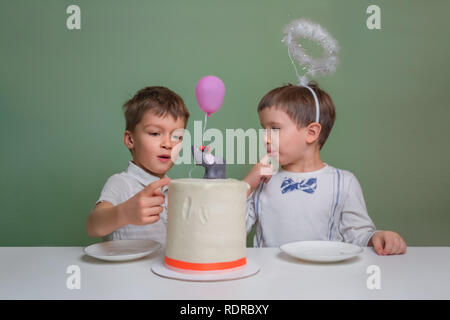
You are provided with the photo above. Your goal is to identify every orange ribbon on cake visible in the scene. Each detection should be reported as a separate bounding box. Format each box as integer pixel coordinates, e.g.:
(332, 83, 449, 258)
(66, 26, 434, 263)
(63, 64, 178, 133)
(165, 256, 246, 271)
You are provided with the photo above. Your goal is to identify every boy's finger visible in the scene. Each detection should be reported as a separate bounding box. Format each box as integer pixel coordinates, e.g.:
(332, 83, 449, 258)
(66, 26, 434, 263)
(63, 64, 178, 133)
(390, 237, 399, 255)
(260, 154, 271, 165)
(144, 196, 165, 207)
(395, 237, 404, 255)
(400, 240, 407, 254)
(371, 234, 384, 255)
(142, 214, 160, 225)
(144, 177, 171, 196)
(396, 237, 404, 254)
(259, 164, 274, 176)
(383, 236, 394, 255)
(145, 205, 164, 217)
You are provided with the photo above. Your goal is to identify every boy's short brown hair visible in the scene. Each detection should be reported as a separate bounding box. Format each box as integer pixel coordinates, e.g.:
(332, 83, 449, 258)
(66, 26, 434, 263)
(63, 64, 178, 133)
(257, 81, 336, 149)
(123, 86, 190, 132)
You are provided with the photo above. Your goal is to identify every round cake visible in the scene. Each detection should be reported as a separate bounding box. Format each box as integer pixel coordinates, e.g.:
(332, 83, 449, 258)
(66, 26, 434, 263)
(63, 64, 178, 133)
(165, 178, 250, 272)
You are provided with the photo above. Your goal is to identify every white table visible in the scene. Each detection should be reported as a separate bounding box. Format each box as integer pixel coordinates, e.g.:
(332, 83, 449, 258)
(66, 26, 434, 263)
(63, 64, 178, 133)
(1, 247, 449, 299)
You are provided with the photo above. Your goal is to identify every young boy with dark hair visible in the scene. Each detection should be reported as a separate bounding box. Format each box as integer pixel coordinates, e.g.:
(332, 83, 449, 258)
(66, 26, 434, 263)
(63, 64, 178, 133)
(86, 86, 189, 243)
(244, 82, 406, 255)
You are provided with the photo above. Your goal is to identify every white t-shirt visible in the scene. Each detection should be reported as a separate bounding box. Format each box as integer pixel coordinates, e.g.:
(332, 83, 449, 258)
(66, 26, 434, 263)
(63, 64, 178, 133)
(95, 161, 168, 244)
(246, 164, 377, 247)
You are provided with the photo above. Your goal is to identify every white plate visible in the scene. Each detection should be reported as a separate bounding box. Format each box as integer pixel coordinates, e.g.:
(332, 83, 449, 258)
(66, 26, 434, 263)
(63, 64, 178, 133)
(280, 240, 363, 262)
(84, 240, 161, 262)
(151, 259, 260, 282)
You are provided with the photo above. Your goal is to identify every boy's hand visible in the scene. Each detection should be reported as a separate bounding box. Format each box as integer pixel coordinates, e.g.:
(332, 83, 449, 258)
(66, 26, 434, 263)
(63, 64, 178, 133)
(368, 230, 407, 255)
(243, 154, 274, 197)
(118, 177, 171, 226)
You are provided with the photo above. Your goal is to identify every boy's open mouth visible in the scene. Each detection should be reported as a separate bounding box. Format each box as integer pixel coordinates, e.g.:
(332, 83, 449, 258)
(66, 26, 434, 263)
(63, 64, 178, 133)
(157, 155, 171, 162)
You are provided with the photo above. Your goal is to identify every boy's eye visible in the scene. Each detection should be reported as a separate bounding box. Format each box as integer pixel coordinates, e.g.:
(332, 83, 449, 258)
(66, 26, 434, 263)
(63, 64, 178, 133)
(149, 132, 159, 136)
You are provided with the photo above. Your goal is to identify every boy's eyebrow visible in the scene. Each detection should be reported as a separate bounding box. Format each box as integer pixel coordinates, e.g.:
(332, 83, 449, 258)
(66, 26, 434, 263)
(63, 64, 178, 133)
(143, 123, 162, 129)
(144, 123, 185, 132)
(261, 121, 282, 127)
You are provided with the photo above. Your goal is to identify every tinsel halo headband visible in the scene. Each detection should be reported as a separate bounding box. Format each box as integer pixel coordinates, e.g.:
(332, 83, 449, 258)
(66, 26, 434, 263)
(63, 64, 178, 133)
(282, 19, 340, 123)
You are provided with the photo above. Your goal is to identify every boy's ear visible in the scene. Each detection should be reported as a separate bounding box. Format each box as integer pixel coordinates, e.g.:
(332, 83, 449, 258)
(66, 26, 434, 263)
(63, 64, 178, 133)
(305, 123, 322, 144)
(124, 130, 134, 150)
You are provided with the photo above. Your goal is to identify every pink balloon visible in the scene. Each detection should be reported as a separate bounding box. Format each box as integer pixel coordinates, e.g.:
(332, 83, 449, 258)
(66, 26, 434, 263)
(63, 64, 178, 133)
(195, 75, 225, 117)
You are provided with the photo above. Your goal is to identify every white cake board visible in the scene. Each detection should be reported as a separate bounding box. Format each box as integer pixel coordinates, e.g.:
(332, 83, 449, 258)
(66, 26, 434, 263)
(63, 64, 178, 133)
(151, 259, 260, 282)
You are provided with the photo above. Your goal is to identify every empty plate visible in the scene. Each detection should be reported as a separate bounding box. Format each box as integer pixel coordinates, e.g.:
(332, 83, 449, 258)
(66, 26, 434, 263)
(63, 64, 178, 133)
(280, 240, 363, 262)
(84, 240, 161, 262)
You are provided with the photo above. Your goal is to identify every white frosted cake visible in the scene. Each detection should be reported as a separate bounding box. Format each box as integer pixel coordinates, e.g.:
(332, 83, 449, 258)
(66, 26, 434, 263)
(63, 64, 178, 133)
(165, 178, 250, 272)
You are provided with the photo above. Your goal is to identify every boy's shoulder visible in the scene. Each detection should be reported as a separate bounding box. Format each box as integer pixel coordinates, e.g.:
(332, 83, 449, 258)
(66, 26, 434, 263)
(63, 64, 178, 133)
(104, 172, 129, 185)
(324, 165, 365, 196)
(101, 172, 134, 193)
(325, 164, 357, 179)
(97, 171, 136, 205)
(322, 164, 360, 186)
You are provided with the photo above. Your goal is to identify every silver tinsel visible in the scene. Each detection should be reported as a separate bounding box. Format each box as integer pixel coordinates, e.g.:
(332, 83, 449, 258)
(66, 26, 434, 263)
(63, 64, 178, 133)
(282, 18, 340, 85)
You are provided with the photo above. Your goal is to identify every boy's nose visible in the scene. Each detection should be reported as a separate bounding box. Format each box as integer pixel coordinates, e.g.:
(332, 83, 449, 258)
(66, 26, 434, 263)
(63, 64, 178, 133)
(263, 130, 271, 144)
(161, 135, 172, 149)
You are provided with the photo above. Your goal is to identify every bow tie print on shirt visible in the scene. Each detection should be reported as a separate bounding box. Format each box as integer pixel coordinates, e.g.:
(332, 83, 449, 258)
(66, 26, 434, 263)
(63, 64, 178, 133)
(281, 177, 317, 194)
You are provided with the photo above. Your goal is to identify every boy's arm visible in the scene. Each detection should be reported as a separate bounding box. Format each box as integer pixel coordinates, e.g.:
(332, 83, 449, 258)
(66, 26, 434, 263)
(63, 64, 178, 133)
(243, 154, 273, 197)
(243, 159, 268, 231)
(339, 174, 407, 255)
(245, 189, 258, 234)
(338, 174, 377, 247)
(86, 177, 170, 238)
(86, 201, 127, 238)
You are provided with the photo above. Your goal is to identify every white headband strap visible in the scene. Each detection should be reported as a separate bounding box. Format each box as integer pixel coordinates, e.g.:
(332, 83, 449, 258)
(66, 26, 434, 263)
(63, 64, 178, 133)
(287, 45, 320, 123)
(303, 85, 320, 123)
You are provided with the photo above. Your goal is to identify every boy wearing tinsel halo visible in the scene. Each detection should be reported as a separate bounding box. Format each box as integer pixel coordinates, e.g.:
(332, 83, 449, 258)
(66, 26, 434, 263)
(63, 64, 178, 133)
(243, 19, 406, 255)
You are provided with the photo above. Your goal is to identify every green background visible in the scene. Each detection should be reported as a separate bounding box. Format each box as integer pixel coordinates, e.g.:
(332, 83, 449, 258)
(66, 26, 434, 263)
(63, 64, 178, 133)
(1, 0, 449, 246)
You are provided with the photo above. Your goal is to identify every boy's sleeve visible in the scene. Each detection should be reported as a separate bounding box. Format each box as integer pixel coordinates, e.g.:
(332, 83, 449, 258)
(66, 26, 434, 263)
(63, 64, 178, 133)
(95, 174, 130, 207)
(339, 173, 377, 247)
(245, 188, 258, 234)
